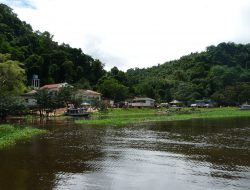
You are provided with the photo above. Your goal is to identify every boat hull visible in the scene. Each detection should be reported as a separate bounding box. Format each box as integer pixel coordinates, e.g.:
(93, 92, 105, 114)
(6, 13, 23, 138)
(65, 112, 90, 117)
(64, 108, 90, 117)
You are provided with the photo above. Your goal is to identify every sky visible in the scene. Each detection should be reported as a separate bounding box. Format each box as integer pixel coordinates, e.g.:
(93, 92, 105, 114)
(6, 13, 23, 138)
(1, 0, 250, 71)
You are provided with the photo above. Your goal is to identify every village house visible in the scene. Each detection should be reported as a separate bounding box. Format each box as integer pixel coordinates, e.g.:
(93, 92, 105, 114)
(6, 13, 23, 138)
(40, 82, 71, 92)
(130, 97, 155, 108)
(22, 81, 102, 108)
(21, 90, 38, 108)
(190, 100, 214, 108)
(76, 89, 102, 105)
(169, 100, 183, 107)
(21, 82, 71, 107)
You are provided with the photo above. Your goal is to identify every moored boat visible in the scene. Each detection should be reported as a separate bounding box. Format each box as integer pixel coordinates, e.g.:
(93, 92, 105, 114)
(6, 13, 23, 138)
(64, 108, 90, 117)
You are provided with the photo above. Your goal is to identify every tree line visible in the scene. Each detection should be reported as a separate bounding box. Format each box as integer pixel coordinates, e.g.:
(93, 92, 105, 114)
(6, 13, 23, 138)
(97, 42, 250, 105)
(0, 4, 105, 87)
(129, 42, 250, 105)
(0, 54, 87, 118)
(1, 3, 250, 114)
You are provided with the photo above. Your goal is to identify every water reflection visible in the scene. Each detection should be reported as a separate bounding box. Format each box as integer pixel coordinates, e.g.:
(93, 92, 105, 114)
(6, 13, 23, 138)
(0, 117, 249, 189)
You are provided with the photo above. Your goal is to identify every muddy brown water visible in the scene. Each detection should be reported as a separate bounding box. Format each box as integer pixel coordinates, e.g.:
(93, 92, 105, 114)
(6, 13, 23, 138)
(0, 117, 249, 190)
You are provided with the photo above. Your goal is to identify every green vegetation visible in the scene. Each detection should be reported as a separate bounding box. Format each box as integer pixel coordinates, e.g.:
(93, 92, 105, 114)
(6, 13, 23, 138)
(1, 3, 250, 114)
(0, 4, 105, 86)
(95, 42, 250, 105)
(35, 87, 83, 117)
(125, 42, 250, 105)
(75, 107, 250, 126)
(0, 53, 26, 94)
(0, 54, 27, 118)
(0, 124, 47, 149)
(0, 3, 106, 118)
(94, 43, 250, 105)
(97, 76, 129, 102)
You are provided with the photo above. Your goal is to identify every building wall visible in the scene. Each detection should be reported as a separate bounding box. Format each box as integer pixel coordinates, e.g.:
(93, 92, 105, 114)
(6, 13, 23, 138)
(82, 94, 101, 101)
(23, 97, 37, 107)
(131, 100, 154, 107)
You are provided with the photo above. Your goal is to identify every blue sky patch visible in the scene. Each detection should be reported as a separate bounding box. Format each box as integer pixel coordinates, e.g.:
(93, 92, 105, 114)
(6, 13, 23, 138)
(1, 0, 36, 9)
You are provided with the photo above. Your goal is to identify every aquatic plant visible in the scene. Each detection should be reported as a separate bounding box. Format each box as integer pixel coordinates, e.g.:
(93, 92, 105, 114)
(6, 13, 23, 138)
(0, 124, 47, 149)
(75, 107, 250, 126)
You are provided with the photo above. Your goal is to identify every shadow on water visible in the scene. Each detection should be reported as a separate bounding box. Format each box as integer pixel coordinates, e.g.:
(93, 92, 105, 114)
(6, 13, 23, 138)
(0, 116, 249, 189)
(0, 117, 105, 189)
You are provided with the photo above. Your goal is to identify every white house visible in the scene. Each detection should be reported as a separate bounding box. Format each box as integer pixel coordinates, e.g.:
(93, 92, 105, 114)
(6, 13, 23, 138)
(21, 90, 38, 107)
(131, 97, 155, 108)
(21, 82, 70, 107)
(76, 89, 102, 105)
(77, 89, 101, 101)
(169, 100, 183, 107)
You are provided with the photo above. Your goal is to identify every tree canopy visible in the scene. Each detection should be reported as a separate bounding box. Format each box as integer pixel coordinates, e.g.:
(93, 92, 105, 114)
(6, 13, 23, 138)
(125, 42, 250, 105)
(1, 3, 250, 105)
(0, 3, 106, 87)
(0, 53, 26, 94)
(0, 53, 27, 118)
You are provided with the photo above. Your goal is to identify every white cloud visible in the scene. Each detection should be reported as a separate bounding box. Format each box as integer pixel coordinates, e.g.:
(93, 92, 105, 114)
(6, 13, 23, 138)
(1, 0, 35, 8)
(3, 0, 250, 71)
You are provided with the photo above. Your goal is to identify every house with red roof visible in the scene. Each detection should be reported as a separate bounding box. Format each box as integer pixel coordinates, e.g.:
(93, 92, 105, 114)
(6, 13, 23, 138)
(22, 82, 102, 108)
(21, 82, 71, 107)
(40, 82, 71, 91)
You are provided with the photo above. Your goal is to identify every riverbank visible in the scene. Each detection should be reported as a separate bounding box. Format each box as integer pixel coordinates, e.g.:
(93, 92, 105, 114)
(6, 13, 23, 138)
(75, 107, 250, 126)
(0, 124, 47, 149)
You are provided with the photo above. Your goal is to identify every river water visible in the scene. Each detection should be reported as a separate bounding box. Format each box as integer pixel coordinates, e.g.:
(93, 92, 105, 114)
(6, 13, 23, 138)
(0, 117, 249, 190)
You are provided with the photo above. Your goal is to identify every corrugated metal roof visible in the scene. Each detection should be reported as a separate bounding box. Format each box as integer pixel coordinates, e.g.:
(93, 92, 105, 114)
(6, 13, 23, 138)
(22, 90, 37, 96)
(40, 83, 68, 89)
(77, 89, 102, 95)
(133, 97, 155, 101)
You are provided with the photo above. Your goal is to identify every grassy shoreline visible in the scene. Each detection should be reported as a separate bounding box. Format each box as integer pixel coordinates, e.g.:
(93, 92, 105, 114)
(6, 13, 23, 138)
(0, 124, 47, 149)
(75, 107, 250, 126)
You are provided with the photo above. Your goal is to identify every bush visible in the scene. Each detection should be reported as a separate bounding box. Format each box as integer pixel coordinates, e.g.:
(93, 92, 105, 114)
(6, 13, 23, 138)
(98, 101, 108, 113)
(0, 93, 27, 118)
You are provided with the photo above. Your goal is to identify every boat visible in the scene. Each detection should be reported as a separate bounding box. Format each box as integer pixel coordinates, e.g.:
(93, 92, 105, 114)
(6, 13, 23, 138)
(240, 103, 250, 110)
(64, 108, 90, 117)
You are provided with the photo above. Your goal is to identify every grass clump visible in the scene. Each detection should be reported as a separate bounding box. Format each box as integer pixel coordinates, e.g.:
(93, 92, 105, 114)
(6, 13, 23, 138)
(75, 107, 250, 126)
(0, 124, 47, 149)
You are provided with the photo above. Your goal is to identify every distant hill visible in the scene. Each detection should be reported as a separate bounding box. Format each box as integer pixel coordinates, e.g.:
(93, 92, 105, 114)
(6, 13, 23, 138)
(125, 42, 250, 105)
(1, 3, 250, 105)
(0, 3, 105, 87)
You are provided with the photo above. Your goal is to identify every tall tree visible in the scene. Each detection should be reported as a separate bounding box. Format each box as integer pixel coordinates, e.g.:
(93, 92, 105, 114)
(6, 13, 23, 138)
(0, 3, 106, 87)
(97, 77, 129, 102)
(0, 53, 26, 94)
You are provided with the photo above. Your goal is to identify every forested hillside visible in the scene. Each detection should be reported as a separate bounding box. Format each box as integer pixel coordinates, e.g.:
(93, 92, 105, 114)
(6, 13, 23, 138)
(124, 42, 250, 105)
(0, 4, 105, 87)
(1, 3, 250, 106)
